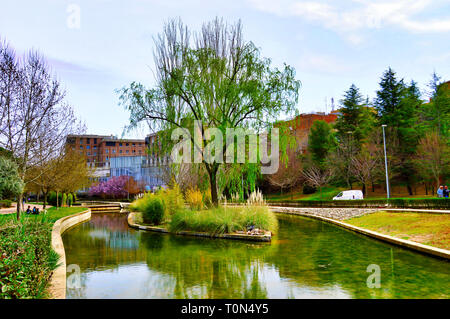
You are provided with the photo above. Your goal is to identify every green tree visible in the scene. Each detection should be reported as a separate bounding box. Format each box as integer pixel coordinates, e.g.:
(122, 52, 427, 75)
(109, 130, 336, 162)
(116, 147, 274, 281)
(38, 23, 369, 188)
(335, 84, 374, 146)
(421, 72, 450, 138)
(307, 120, 335, 167)
(119, 18, 300, 205)
(374, 68, 422, 195)
(0, 156, 24, 199)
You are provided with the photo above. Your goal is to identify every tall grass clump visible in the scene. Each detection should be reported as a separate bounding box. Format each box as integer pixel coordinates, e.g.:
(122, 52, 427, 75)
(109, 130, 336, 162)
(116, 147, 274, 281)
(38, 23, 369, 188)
(185, 187, 203, 210)
(158, 183, 184, 216)
(169, 205, 278, 235)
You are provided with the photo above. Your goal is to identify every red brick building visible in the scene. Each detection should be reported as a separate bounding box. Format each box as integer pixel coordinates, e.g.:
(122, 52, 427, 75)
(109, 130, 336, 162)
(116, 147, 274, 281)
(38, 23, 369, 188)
(66, 134, 146, 168)
(280, 112, 338, 153)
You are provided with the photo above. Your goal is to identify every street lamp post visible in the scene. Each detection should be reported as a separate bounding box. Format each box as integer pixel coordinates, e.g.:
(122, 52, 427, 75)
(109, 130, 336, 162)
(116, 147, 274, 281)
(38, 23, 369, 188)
(382, 124, 390, 199)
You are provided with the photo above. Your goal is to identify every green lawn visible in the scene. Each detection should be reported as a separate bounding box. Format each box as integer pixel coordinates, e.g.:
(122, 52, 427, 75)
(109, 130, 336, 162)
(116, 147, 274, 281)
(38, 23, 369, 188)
(346, 211, 450, 250)
(0, 206, 87, 226)
(266, 186, 345, 201)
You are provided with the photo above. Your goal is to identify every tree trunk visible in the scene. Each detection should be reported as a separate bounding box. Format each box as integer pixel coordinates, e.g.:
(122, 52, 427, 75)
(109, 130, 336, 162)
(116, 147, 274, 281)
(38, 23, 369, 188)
(56, 190, 59, 208)
(16, 193, 23, 221)
(208, 165, 219, 206)
(406, 184, 413, 196)
(43, 192, 47, 209)
(362, 183, 366, 196)
(424, 183, 428, 195)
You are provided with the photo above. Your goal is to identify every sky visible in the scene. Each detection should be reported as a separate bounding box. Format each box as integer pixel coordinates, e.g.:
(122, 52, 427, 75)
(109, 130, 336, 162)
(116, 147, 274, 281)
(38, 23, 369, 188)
(1, 0, 449, 139)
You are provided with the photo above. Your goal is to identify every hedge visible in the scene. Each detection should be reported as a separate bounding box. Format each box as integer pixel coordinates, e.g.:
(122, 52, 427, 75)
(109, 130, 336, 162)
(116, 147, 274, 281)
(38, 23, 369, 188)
(267, 198, 450, 209)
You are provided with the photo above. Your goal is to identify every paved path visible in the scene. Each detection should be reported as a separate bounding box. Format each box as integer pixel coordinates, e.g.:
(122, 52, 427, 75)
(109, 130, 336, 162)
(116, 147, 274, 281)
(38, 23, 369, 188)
(269, 206, 379, 220)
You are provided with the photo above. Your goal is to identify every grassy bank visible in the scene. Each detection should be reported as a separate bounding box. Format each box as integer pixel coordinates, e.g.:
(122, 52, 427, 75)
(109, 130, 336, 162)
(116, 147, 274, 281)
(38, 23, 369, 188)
(346, 211, 450, 250)
(0, 207, 86, 299)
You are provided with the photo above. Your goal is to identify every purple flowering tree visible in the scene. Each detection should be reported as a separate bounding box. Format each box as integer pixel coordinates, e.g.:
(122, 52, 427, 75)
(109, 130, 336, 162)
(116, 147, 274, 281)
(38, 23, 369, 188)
(89, 176, 130, 198)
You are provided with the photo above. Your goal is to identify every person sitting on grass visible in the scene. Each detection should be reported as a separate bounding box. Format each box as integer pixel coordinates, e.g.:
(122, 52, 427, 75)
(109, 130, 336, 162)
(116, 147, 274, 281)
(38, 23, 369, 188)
(437, 185, 444, 198)
(444, 185, 449, 199)
(32, 206, 39, 215)
(25, 206, 32, 214)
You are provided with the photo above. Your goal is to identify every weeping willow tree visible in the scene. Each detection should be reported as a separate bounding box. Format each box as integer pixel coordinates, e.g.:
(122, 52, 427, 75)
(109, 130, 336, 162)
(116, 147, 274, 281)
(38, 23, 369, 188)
(119, 17, 300, 205)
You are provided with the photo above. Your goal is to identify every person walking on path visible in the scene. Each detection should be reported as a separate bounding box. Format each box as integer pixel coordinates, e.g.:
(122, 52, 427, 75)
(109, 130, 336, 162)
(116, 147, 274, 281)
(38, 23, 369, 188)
(437, 185, 444, 198)
(444, 185, 450, 198)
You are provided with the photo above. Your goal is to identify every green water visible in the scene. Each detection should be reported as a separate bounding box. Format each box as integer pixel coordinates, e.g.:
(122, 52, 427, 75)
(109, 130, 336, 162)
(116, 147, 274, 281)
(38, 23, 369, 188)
(63, 212, 449, 299)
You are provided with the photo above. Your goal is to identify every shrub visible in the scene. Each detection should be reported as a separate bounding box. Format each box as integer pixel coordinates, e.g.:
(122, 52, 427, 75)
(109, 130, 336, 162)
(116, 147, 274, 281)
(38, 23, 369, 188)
(48, 192, 63, 207)
(62, 193, 67, 207)
(0, 200, 12, 208)
(202, 189, 212, 208)
(67, 193, 73, 207)
(141, 196, 165, 225)
(0, 216, 59, 298)
(185, 187, 203, 210)
(303, 184, 316, 194)
(161, 183, 184, 215)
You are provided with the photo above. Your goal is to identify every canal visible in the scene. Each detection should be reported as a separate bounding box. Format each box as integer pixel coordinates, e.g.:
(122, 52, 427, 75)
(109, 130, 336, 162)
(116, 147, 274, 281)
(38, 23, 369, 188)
(63, 212, 449, 298)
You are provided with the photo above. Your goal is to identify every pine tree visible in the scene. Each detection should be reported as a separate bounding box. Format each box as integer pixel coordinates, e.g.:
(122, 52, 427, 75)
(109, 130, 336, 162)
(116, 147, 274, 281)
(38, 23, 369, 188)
(308, 120, 335, 167)
(335, 84, 374, 147)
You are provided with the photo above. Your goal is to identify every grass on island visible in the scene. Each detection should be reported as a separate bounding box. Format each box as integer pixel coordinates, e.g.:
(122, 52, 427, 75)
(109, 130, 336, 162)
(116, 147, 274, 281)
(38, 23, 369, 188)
(0, 206, 87, 299)
(346, 211, 450, 250)
(168, 205, 278, 235)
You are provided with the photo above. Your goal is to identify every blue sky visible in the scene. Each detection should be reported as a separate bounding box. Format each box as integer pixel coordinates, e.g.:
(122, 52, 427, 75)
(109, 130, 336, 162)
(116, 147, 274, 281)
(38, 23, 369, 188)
(1, 0, 449, 138)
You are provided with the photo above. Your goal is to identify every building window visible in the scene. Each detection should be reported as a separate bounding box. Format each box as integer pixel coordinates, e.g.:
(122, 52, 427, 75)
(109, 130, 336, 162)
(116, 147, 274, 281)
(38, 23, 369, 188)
(80, 146, 83, 149)
(120, 150, 123, 154)
(86, 145, 90, 149)
(87, 152, 90, 156)
(94, 138, 97, 144)
(126, 143, 129, 146)
(93, 146, 97, 150)
(133, 150, 136, 153)
(79, 139, 82, 144)
(93, 152, 97, 156)
(112, 149, 116, 154)
(87, 138, 90, 144)
(119, 143, 122, 147)
(106, 156, 109, 160)
(126, 150, 129, 154)
(132, 143, 135, 146)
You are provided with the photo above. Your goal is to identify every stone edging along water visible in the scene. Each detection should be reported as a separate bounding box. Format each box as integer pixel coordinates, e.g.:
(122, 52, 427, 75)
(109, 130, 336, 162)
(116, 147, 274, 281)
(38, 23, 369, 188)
(270, 206, 450, 260)
(48, 209, 92, 299)
(127, 212, 272, 242)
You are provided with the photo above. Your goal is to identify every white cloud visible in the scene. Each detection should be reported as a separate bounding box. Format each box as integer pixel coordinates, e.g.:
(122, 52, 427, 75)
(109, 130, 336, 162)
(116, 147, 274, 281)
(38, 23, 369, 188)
(248, 0, 450, 42)
(298, 51, 352, 74)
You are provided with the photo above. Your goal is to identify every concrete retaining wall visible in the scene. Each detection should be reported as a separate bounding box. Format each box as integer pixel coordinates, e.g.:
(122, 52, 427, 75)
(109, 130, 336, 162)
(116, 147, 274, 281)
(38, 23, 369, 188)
(48, 209, 91, 299)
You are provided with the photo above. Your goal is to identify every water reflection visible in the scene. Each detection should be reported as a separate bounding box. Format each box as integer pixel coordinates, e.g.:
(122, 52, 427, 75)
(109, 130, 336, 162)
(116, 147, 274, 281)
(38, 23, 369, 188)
(63, 213, 449, 299)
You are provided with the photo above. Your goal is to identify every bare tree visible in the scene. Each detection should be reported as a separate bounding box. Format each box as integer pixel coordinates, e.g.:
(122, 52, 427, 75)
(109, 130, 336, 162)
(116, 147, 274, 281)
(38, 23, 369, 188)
(349, 139, 383, 196)
(267, 149, 302, 194)
(414, 130, 450, 189)
(0, 40, 83, 218)
(302, 164, 334, 200)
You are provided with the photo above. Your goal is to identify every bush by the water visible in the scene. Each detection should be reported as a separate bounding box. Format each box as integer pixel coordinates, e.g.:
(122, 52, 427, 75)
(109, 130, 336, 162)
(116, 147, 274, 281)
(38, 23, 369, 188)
(185, 187, 203, 210)
(169, 205, 278, 235)
(0, 214, 59, 298)
(131, 194, 165, 225)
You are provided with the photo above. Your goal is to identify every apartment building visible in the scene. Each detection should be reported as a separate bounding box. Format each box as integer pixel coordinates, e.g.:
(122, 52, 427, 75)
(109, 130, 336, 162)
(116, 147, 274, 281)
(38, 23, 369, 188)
(65, 134, 146, 168)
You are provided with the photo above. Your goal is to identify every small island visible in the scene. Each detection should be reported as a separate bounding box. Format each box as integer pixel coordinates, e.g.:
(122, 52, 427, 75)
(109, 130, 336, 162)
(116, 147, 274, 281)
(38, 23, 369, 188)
(127, 185, 276, 242)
